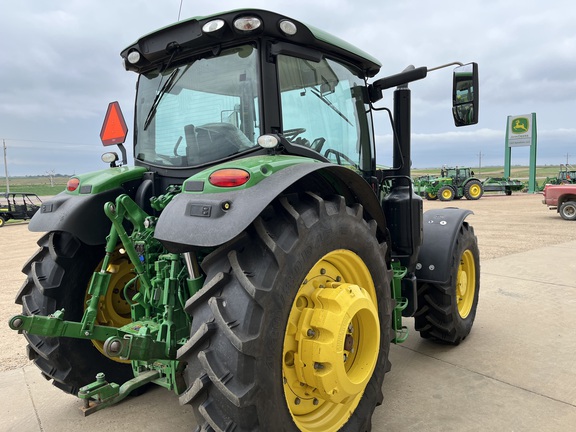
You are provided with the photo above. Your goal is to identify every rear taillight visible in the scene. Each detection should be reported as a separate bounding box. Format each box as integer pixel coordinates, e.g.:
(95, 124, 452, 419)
(67, 178, 80, 192)
(209, 169, 250, 187)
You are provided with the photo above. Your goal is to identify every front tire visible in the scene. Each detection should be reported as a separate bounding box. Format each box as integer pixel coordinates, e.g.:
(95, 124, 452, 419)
(15, 231, 134, 394)
(414, 222, 480, 345)
(178, 192, 392, 431)
(438, 186, 455, 201)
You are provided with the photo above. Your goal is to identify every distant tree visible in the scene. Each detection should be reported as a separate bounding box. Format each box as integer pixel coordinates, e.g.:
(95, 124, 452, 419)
(45, 169, 55, 187)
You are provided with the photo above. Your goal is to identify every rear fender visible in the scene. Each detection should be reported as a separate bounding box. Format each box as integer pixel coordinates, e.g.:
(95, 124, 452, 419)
(29, 167, 147, 245)
(29, 190, 123, 245)
(415, 208, 473, 284)
(154, 163, 387, 251)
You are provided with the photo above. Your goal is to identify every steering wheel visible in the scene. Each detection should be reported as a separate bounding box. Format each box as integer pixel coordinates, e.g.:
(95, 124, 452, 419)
(324, 149, 359, 170)
(282, 128, 306, 140)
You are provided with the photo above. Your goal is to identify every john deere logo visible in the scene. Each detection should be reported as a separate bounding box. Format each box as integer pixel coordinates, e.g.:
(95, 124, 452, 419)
(512, 117, 529, 134)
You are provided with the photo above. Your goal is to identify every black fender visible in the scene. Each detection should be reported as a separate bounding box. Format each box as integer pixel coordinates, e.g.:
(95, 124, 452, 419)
(154, 162, 387, 252)
(415, 207, 473, 284)
(28, 189, 124, 245)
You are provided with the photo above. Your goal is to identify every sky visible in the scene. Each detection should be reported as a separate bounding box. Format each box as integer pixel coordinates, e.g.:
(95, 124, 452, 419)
(1, 0, 575, 177)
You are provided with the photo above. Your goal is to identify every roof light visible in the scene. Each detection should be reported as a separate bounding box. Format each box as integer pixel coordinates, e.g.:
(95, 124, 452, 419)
(279, 20, 297, 36)
(202, 19, 225, 33)
(127, 50, 141, 64)
(67, 178, 80, 192)
(234, 17, 261, 32)
(209, 169, 250, 187)
(257, 134, 279, 149)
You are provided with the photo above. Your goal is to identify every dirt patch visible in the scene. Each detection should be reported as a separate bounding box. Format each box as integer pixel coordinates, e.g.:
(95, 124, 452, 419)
(1, 192, 573, 372)
(422, 192, 575, 260)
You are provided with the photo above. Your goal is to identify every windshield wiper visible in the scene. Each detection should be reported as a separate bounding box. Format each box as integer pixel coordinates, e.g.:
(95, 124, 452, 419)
(310, 87, 353, 126)
(143, 68, 180, 131)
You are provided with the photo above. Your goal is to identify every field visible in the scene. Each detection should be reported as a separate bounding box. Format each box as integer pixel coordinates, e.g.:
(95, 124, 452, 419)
(1, 175, 68, 196)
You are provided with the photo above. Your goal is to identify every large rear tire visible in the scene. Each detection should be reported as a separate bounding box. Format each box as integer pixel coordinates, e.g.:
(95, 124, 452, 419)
(414, 222, 480, 345)
(178, 192, 392, 431)
(15, 231, 134, 394)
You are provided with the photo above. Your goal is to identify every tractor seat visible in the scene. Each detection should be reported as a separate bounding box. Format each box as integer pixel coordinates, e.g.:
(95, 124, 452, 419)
(185, 123, 253, 166)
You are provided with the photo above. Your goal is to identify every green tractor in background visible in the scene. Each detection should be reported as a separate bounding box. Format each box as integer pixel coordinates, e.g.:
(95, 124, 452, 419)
(424, 166, 484, 201)
(541, 164, 576, 188)
(9, 9, 480, 431)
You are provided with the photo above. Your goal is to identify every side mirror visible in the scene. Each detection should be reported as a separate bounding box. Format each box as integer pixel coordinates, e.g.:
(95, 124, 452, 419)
(452, 62, 479, 126)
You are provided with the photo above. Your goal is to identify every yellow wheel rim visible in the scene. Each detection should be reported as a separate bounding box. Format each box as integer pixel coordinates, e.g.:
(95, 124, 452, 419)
(456, 249, 476, 318)
(469, 184, 481, 198)
(282, 250, 380, 432)
(85, 249, 138, 363)
(441, 189, 452, 200)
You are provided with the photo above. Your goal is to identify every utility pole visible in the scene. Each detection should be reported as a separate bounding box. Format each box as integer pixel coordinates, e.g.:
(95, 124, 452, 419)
(477, 151, 484, 175)
(2, 139, 9, 194)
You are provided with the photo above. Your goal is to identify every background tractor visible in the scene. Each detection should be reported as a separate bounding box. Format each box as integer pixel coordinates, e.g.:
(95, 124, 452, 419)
(9, 9, 480, 431)
(538, 164, 576, 190)
(422, 166, 484, 201)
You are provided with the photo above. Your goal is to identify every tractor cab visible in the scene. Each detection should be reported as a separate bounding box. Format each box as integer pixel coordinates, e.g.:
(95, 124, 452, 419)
(119, 10, 477, 193)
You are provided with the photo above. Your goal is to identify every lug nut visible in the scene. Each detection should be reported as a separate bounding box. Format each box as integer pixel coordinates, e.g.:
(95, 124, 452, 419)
(307, 329, 316, 337)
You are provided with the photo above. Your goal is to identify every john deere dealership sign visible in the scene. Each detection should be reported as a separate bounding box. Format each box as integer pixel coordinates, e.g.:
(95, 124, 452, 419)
(504, 112, 537, 193)
(507, 114, 534, 147)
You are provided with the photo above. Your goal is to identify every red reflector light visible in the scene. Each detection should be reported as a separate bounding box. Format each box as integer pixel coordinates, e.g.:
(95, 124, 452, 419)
(209, 169, 250, 187)
(67, 178, 80, 192)
(100, 101, 128, 146)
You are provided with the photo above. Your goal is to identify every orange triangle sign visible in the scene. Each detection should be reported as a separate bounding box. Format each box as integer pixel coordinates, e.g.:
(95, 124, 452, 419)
(100, 101, 128, 146)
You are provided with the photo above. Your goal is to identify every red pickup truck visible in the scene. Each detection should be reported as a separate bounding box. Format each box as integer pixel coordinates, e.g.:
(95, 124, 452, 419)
(542, 184, 576, 220)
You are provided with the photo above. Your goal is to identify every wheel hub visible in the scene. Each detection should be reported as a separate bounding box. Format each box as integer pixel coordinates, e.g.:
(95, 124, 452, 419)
(85, 250, 137, 363)
(282, 249, 380, 432)
(456, 249, 476, 318)
(294, 282, 379, 404)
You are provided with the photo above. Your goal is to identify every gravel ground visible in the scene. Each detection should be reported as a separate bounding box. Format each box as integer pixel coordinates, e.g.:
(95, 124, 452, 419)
(1, 192, 573, 372)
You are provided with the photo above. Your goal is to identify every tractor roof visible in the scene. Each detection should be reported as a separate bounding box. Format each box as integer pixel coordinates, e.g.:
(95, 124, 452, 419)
(121, 9, 382, 77)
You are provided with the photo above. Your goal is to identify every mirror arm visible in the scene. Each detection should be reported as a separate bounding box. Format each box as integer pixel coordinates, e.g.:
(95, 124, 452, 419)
(427, 61, 464, 72)
(369, 66, 427, 102)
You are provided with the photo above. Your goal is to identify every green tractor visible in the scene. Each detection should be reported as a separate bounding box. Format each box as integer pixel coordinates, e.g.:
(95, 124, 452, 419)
(425, 166, 484, 201)
(9, 9, 480, 431)
(542, 164, 576, 187)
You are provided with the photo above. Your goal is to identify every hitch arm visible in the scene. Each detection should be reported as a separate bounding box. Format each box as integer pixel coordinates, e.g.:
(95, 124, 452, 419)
(9, 311, 119, 341)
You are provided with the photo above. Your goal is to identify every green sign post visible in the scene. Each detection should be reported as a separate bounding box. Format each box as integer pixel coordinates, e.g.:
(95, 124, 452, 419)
(504, 113, 537, 193)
